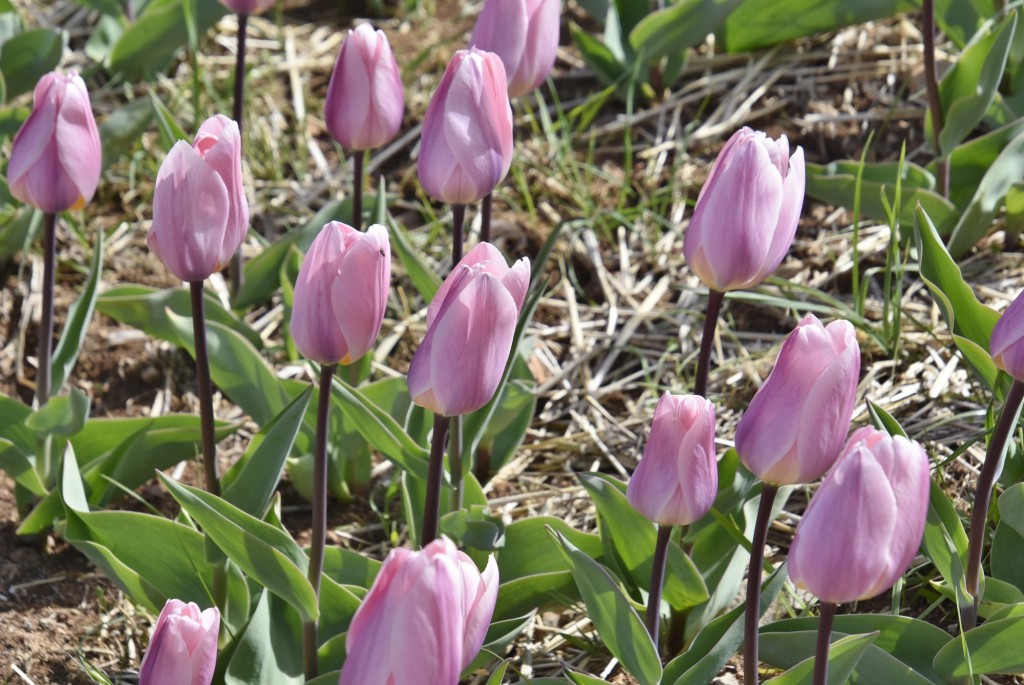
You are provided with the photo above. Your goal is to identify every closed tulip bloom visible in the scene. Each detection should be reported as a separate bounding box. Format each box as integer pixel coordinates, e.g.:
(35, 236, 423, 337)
(735, 315, 860, 485)
(8, 71, 101, 214)
(148, 115, 249, 282)
(139, 599, 219, 685)
(991, 290, 1024, 381)
(788, 427, 930, 604)
(417, 48, 514, 205)
(408, 242, 529, 416)
(471, 0, 560, 98)
(217, 0, 275, 14)
(290, 221, 391, 365)
(683, 127, 805, 291)
(339, 537, 498, 685)
(627, 393, 718, 526)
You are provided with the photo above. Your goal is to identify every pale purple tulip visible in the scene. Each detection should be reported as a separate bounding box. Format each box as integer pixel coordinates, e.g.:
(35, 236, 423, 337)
(417, 48, 514, 205)
(683, 127, 805, 291)
(324, 24, 404, 151)
(788, 427, 930, 604)
(147, 115, 249, 282)
(991, 289, 1024, 381)
(8, 71, 101, 214)
(627, 393, 718, 526)
(471, 0, 560, 98)
(290, 221, 391, 365)
(339, 537, 498, 685)
(735, 315, 860, 485)
(138, 599, 219, 685)
(217, 0, 275, 14)
(408, 242, 529, 416)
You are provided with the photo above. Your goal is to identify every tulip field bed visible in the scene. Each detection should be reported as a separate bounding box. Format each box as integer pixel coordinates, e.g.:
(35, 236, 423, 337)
(5, 0, 1024, 684)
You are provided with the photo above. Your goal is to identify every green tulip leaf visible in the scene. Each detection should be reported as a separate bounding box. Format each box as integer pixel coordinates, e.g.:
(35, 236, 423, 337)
(763, 631, 880, 685)
(109, 0, 225, 80)
(933, 615, 1024, 677)
(0, 28, 62, 99)
(0, 438, 44, 495)
(224, 589, 305, 685)
(25, 386, 90, 436)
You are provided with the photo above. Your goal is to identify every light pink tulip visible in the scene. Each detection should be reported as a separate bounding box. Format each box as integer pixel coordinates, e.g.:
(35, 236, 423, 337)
(408, 242, 529, 416)
(290, 221, 391, 365)
(735, 315, 860, 485)
(417, 48, 514, 205)
(683, 127, 805, 291)
(471, 0, 560, 98)
(8, 71, 101, 214)
(324, 24, 404, 151)
(147, 115, 249, 282)
(991, 289, 1024, 381)
(217, 0, 275, 15)
(339, 537, 498, 685)
(138, 599, 219, 685)
(788, 427, 930, 604)
(626, 393, 718, 526)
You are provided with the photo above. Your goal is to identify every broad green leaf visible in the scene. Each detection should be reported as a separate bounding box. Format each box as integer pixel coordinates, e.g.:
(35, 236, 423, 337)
(71, 414, 236, 463)
(0, 206, 40, 261)
(50, 230, 103, 393)
(224, 589, 305, 685)
(866, 399, 909, 437)
(321, 547, 380, 589)
(570, 21, 628, 89)
(158, 474, 319, 621)
(922, 480, 970, 606)
(109, 0, 226, 80)
(487, 662, 510, 685)
(0, 439, 44, 495)
(940, 116, 1024, 210)
(0, 394, 35, 454)
(998, 483, 1024, 538)
(763, 632, 879, 685)
(629, 0, 743, 61)
(99, 98, 154, 170)
(499, 516, 602, 582)
(932, 616, 1024, 676)
(388, 218, 441, 302)
(25, 387, 90, 436)
(317, 576, 362, 646)
(0, 28, 62, 99)
(564, 668, 613, 685)
(991, 522, 1024, 594)
(466, 613, 535, 673)
(550, 529, 662, 685)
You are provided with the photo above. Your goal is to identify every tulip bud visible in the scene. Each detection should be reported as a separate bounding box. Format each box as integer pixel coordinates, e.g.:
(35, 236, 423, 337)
(470, 0, 560, 98)
(7, 71, 101, 214)
(339, 537, 498, 685)
(735, 314, 860, 485)
(417, 48, 514, 205)
(787, 427, 930, 604)
(991, 290, 1024, 381)
(683, 127, 805, 291)
(138, 599, 219, 685)
(408, 242, 529, 416)
(626, 393, 718, 526)
(147, 114, 249, 282)
(324, 24, 404, 151)
(290, 221, 391, 365)
(217, 0, 275, 15)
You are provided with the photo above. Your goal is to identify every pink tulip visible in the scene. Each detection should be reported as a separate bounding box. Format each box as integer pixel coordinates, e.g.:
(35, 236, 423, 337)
(290, 221, 391, 365)
(339, 537, 498, 685)
(991, 289, 1024, 381)
(683, 127, 805, 291)
(626, 393, 718, 526)
(138, 599, 219, 685)
(735, 315, 860, 485)
(417, 48, 514, 205)
(408, 243, 529, 416)
(147, 114, 249, 282)
(217, 0, 275, 14)
(470, 0, 560, 98)
(788, 427, 930, 604)
(324, 24, 404, 151)
(7, 71, 101, 214)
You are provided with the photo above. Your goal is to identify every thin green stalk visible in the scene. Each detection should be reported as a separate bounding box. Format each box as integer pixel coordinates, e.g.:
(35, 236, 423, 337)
(230, 12, 249, 298)
(422, 414, 452, 545)
(964, 378, 1024, 629)
(303, 363, 336, 681)
(646, 524, 673, 648)
(189, 282, 220, 496)
(812, 602, 837, 685)
(37, 212, 56, 406)
(744, 484, 779, 685)
(352, 151, 364, 232)
(850, 131, 875, 318)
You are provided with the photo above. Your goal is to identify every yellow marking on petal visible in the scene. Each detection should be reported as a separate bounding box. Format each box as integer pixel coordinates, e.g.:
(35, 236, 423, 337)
(71, 195, 86, 211)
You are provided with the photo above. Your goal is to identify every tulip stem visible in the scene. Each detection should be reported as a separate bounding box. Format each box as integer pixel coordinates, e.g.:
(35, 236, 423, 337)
(452, 204, 466, 266)
(695, 289, 725, 399)
(189, 282, 220, 496)
(36, 212, 57, 407)
(812, 602, 837, 685)
(964, 378, 1024, 629)
(352, 150, 364, 232)
(645, 524, 673, 648)
(480, 192, 493, 244)
(922, 0, 948, 198)
(229, 12, 249, 299)
(744, 483, 779, 685)
(450, 415, 465, 511)
(422, 414, 452, 546)
(304, 362, 336, 682)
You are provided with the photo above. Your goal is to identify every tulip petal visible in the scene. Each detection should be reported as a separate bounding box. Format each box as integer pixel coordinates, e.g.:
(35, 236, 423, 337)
(755, 146, 805, 284)
(332, 223, 391, 363)
(55, 75, 101, 204)
(427, 243, 507, 325)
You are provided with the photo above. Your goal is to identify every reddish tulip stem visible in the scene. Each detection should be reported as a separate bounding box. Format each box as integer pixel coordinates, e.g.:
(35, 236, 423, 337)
(744, 483, 779, 685)
(695, 289, 725, 398)
(189, 282, 220, 496)
(812, 602, 837, 685)
(304, 362, 335, 682)
(922, 0, 948, 198)
(36, 212, 57, 407)
(422, 414, 452, 546)
(352, 151, 364, 232)
(645, 524, 673, 647)
(451, 204, 466, 266)
(229, 12, 249, 298)
(480, 192, 493, 244)
(964, 378, 1024, 629)
(450, 415, 465, 510)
